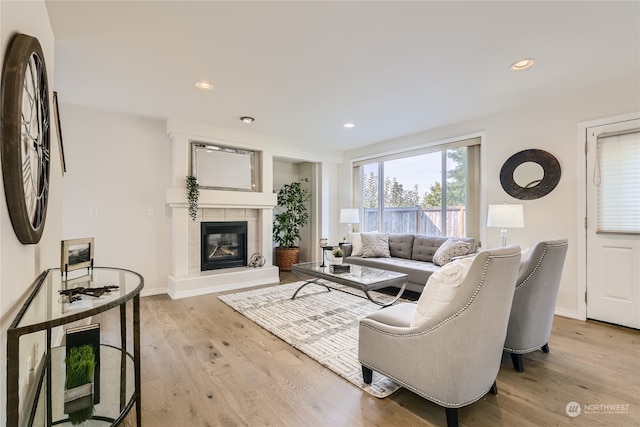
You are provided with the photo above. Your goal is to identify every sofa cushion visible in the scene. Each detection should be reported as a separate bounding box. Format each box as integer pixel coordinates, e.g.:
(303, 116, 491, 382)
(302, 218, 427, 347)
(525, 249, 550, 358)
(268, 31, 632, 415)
(361, 233, 391, 258)
(345, 256, 438, 287)
(388, 234, 414, 259)
(432, 238, 471, 266)
(411, 236, 449, 262)
(350, 232, 363, 256)
(411, 256, 475, 327)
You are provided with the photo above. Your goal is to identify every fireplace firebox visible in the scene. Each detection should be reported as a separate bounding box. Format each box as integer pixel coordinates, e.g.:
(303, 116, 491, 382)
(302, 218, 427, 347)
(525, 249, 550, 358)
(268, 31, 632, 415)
(201, 221, 248, 271)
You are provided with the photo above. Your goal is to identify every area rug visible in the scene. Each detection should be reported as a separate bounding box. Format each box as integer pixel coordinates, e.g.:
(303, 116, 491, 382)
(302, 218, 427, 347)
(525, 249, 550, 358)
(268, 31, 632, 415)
(218, 281, 405, 398)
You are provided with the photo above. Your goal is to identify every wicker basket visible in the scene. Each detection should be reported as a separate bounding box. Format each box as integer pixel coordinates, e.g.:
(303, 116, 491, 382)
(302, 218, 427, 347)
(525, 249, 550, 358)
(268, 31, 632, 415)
(275, 247, 300, 271)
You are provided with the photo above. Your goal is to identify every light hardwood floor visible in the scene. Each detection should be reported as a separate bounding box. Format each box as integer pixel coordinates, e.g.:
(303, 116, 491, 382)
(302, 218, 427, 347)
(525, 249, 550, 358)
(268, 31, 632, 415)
(102, 273, 640, 427)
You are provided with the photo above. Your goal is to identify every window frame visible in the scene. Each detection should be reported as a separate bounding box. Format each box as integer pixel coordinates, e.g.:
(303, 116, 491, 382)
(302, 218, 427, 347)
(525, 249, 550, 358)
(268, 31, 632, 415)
(352, 137, 481, 238)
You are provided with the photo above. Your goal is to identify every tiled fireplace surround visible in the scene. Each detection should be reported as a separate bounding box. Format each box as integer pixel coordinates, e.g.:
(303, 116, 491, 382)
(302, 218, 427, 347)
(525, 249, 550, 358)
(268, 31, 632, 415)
(165, 121, 280, 299)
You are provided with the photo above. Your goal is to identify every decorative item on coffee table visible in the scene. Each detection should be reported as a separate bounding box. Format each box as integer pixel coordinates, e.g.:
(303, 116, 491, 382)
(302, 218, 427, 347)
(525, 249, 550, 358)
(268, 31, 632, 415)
(330, 264, 350, 274)
(332, 247, 344, 264)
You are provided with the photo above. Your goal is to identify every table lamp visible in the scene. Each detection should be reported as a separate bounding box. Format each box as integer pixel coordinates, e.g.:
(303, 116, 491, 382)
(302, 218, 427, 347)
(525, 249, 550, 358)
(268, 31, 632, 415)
(487, 204, 524, 247)
(339, 208, 360, 241)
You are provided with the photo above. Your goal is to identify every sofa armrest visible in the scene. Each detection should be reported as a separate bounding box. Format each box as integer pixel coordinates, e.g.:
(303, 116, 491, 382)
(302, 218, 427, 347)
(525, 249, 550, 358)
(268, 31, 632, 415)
(341, 243, 353, 257)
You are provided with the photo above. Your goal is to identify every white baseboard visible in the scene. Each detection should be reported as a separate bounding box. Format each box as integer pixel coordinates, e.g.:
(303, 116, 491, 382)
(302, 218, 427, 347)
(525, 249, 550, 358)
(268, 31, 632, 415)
(140, 288, 169, 298)
(554, 307, 581, 320)
(167, 266, 280, 300)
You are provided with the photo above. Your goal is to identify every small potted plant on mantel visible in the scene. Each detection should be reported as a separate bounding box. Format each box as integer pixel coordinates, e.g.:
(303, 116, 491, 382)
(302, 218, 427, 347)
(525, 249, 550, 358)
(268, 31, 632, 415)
(273, 178, 311, 271)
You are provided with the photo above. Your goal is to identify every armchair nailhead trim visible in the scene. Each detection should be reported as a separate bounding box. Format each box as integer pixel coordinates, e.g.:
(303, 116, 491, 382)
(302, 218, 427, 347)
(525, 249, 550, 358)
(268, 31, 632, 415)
(515, 241, 566, 291)
(359, 362, 493, 408)
(516, 245, 548, 290)
(503, 345, 542, 353)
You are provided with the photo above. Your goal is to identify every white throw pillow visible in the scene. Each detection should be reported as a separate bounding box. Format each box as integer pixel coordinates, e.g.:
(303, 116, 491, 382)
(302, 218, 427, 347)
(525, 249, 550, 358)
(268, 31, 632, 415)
(350, 232, 363, 256)
(360, 233, 391, 258)
(432, 238, 471, 266)
(411, 256, 475, 327)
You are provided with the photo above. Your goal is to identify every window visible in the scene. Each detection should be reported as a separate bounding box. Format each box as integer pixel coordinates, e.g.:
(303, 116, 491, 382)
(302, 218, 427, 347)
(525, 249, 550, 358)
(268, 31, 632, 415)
(596, 130, 640, 234)
(353, 137, 481, 238)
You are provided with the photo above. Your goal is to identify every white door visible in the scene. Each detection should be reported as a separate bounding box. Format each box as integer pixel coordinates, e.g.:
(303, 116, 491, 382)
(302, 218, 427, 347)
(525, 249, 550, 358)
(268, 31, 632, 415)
(586, 118, 640, 329)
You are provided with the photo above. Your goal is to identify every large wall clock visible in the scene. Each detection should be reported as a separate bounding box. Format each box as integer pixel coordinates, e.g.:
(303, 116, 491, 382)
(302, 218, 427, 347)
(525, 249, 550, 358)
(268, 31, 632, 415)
(1, 34, 51, 244)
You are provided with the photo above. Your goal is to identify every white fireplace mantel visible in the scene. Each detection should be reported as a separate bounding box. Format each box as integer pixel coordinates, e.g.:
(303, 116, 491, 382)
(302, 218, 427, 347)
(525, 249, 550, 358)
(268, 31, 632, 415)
(166, 187, 277, 209)
(165, 122, 280, 299)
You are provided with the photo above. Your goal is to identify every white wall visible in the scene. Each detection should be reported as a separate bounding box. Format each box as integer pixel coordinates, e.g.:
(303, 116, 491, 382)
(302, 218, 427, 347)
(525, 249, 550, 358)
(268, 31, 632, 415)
(342, 72, 640, 318)
(0, 0, 61, 421)
(60, 105, 172, 295)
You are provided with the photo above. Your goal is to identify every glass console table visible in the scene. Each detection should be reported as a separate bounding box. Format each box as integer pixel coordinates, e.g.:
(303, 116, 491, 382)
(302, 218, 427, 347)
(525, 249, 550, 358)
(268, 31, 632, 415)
(6, 267, 143, 427)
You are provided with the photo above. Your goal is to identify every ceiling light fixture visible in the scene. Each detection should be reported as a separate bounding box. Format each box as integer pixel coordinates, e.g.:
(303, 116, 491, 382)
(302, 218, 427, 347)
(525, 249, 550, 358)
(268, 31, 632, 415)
(194, 81, 214, 91)
(344, 123, 355, 128)
(510, 58, 535, 71)
(240, 116, 255, 124)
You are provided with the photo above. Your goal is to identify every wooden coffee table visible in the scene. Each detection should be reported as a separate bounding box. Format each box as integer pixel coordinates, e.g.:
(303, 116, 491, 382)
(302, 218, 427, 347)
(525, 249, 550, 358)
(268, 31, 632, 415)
(291, 262, 407, 307)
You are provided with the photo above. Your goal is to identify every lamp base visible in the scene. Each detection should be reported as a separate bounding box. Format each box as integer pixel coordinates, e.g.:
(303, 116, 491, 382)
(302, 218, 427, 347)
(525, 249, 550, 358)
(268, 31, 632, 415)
(501, 228, 507, 248)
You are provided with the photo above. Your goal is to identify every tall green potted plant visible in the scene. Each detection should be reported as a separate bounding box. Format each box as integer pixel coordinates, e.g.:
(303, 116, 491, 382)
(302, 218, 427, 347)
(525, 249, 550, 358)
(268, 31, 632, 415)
(273, 178, 311, 271)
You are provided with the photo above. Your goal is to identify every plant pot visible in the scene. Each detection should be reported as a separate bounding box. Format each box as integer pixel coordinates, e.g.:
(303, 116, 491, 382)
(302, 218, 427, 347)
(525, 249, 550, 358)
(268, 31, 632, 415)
(332, 257, 343, 265)
(275, 247, 300, 271)
(64, 383, 93, 403)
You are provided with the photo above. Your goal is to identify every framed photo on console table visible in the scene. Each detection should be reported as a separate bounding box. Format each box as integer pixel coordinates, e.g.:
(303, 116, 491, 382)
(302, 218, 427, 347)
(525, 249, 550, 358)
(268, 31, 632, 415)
(61, 237, 94, 274)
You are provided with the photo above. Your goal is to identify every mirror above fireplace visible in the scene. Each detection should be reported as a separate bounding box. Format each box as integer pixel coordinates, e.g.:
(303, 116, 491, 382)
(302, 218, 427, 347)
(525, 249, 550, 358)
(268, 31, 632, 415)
(191, 142, 259, 191)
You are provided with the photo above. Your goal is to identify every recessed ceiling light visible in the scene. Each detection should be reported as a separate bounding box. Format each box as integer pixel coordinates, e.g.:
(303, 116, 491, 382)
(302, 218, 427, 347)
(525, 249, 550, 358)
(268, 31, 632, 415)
(510, 58, 535, 71)
(240, 116, 255, 124)
(344, 123, 355, 128)
(194, 81, 214, 91)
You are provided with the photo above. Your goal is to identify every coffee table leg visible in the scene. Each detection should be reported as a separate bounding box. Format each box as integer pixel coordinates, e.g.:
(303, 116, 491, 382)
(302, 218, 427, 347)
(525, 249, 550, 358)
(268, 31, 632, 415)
(364, 282, 407, 307)
(291, 271, 332, 300)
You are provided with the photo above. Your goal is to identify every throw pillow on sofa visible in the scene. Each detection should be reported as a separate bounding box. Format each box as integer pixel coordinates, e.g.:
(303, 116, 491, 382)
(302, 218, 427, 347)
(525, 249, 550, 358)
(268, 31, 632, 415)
(350, 232, 363, 256)
(411, 256, 475, 327)
(361, 233, 391, 258)
(432, 238, 471, 266)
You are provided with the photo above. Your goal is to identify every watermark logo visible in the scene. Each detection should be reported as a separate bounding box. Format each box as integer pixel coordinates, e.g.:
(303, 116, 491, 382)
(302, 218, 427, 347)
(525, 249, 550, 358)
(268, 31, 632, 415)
(566, 401, 581, 417)
(566, 401, 630, 417)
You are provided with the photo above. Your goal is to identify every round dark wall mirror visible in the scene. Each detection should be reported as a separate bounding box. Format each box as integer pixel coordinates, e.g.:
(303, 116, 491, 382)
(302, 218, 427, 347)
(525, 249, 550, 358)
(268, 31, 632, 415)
(500, 149, 561, 200)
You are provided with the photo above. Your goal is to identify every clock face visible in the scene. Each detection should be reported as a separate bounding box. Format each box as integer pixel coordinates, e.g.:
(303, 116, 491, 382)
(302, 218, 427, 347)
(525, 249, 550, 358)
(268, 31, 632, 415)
(1, 34, 50, 244)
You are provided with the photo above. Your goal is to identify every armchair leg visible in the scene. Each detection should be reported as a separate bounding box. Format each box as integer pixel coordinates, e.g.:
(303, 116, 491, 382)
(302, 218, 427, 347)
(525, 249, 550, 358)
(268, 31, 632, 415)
(362, 366, 373, 384)
(541, 343, 550, 353)
(510, 353, 524, 372)
(445, 408, 458, 427)
(490, 381, 498, 395)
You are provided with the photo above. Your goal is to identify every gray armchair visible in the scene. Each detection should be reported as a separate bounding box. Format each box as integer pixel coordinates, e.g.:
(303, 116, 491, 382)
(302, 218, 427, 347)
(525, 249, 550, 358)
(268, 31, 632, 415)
(359, 246, 522, 427)
(504, 238, 568, 372)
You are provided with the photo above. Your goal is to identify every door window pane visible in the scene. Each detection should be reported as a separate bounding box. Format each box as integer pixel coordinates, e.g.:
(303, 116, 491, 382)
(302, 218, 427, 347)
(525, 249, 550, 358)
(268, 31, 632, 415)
(597, 131, 640, 233)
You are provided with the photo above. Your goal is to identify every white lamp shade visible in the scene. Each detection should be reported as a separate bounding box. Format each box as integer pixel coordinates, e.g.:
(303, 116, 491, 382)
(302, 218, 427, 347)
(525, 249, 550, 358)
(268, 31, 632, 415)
(339, 208, 360, 224)
(487, 204, 524, 228)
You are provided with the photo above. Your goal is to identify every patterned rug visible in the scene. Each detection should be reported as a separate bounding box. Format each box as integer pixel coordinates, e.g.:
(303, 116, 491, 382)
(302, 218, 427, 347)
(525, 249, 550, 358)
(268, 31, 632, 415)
(218, 281, 405, 398)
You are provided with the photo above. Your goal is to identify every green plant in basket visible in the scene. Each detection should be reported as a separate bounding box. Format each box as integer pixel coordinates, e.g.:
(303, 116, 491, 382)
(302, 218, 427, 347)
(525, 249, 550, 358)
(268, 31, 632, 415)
(333, 247, 344, 257)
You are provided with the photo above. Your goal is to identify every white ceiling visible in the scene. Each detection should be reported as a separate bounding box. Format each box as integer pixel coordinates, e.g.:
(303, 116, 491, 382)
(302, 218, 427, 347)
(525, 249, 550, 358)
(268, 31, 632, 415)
(46, 1, 640, 153)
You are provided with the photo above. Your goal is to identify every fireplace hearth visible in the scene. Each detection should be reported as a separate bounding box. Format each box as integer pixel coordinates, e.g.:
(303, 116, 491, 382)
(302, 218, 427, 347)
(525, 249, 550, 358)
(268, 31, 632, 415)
(201, 221, 248, 271)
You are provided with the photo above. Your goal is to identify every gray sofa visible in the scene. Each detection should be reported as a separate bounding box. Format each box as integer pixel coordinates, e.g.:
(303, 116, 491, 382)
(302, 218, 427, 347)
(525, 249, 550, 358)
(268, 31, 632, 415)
(343, 233, 478, 293)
